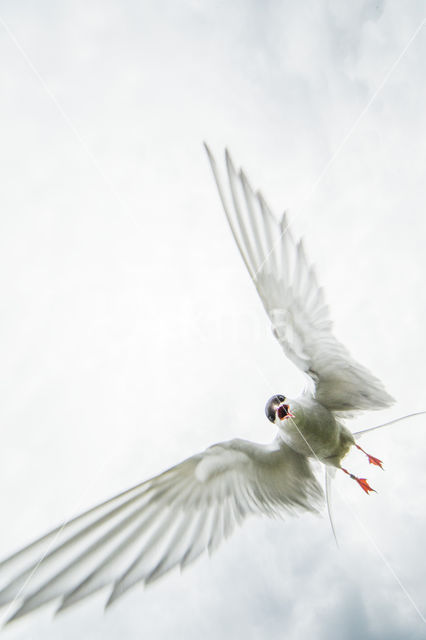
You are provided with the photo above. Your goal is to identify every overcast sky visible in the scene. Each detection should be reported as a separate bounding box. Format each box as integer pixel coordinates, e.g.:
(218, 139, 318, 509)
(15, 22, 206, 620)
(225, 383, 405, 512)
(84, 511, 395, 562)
(0, 1, 425, 638)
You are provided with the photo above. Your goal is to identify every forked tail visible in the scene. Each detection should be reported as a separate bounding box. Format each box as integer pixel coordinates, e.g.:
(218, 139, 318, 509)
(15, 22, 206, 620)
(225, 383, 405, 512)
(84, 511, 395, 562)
(353, 411, 426, 439)
(325, 467, 339, 548)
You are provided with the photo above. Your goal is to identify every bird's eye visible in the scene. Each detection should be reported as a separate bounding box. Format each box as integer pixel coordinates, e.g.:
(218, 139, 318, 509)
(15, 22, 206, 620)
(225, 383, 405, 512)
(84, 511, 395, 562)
(265, 394, 286, 423)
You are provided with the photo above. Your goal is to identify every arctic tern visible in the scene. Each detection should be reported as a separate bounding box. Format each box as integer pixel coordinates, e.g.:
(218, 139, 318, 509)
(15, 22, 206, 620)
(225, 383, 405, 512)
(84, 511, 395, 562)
(0, 146, 423, 624)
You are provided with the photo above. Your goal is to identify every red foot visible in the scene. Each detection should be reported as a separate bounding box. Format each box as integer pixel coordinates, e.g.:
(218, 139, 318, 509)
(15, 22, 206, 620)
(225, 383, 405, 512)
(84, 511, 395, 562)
(341, 468, 376, 494)
(354, 477, 376, 494)
(356, 444, 383, 469)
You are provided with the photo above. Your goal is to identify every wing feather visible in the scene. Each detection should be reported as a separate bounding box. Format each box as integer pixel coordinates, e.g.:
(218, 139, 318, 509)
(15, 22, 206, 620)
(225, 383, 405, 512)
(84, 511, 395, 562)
(205, 145, 394, 413)
(0, 437, 321, 622)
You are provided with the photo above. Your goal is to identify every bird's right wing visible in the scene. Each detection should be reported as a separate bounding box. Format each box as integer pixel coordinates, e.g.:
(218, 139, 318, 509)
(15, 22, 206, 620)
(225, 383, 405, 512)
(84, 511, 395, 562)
(205, 145, 394, 413)
(0, 437, 321, 623)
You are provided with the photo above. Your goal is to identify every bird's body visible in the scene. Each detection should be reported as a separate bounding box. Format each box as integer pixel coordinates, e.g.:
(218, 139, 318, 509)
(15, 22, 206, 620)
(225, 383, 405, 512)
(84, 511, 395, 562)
(279, 396, 354, 466)
(0, 145, 404, 624)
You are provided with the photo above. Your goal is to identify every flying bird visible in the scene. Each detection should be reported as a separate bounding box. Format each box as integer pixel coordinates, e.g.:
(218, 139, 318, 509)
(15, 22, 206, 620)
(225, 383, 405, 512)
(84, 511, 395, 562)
(0, 146, 422, 625)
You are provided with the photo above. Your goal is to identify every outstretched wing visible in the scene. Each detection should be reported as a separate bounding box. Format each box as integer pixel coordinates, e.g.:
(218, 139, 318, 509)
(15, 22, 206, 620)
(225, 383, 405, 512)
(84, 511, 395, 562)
(205, 145, 394, 413)
(0, 437, 321, 622)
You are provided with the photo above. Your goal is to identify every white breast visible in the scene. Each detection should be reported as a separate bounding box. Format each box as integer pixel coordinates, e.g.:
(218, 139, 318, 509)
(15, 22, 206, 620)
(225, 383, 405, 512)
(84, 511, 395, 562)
(278, 397, 340, 461)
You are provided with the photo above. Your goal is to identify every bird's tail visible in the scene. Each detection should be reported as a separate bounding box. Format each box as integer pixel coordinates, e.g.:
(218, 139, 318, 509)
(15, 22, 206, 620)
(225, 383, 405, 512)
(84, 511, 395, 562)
(353, 411, 426, 440)
(325, 467, 339, 548)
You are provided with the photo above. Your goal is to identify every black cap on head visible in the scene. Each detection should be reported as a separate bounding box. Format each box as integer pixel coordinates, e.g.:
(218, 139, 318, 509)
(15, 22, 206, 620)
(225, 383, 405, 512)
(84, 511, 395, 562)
(265, 394, 286, 423)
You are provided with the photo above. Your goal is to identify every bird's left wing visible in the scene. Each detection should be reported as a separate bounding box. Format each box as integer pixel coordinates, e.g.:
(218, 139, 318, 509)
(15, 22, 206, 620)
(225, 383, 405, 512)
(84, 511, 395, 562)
(204, 145, 394, 413)
(0, 437, 322, 622)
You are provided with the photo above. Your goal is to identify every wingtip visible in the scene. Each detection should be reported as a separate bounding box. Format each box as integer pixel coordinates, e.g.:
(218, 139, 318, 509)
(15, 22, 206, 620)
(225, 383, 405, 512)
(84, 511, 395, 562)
(2, 617, 14, 629)
(280, 210, 289, 231)
(53, 603, 66, 618)
(297, 237, 306, 257)
(224, 147, 233, 169)
(104, 584, 121, 611)
(256, 189, 265, 208)
(238, 166, 249, 187)
(206, 145, 237, 179)
(3, 603, 30, 627)
(54, 596, 73, 617)
(203, 142, 218, 174)
(54, 590, 92, 618)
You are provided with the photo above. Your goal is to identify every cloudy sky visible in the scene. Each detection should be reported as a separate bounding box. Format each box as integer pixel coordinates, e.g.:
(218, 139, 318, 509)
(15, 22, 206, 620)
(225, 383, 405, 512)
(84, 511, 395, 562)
(0, 1, 425, 638)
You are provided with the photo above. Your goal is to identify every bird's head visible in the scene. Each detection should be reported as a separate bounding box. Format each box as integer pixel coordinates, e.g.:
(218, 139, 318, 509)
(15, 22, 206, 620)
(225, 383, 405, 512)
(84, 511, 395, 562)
(265, 394, 294, 424)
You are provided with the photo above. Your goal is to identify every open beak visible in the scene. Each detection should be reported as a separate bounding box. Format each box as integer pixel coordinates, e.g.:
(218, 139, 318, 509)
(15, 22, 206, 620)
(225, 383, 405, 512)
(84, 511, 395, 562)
(277, 403, 294, 421)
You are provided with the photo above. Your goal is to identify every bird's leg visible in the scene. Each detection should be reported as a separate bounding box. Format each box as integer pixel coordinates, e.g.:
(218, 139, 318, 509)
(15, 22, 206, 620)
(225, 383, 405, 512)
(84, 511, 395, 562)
(355, 444, 383, 469)
(341, 467, 376, 494)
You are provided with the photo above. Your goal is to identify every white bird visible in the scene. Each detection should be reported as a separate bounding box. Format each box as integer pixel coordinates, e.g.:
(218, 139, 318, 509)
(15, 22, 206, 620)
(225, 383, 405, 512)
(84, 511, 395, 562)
(0, 146, 422, 625)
